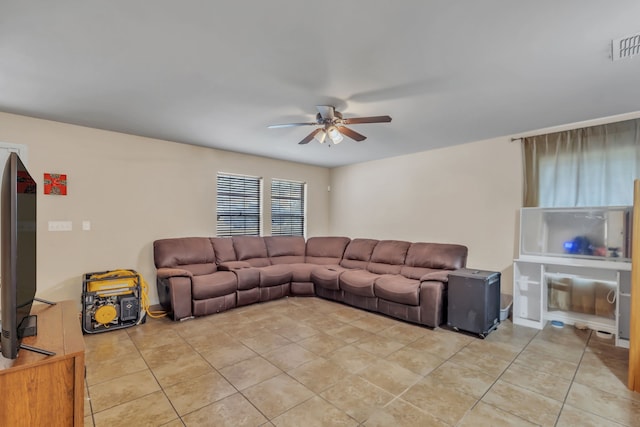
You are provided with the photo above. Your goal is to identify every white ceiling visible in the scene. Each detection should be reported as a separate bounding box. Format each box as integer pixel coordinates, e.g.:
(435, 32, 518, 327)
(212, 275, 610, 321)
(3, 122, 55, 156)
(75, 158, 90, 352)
(1, 1, 639, 168)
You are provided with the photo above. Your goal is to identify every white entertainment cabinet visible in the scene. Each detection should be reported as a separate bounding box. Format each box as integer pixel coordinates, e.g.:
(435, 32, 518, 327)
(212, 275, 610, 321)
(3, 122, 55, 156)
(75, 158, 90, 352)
(512, 206, 632, 348)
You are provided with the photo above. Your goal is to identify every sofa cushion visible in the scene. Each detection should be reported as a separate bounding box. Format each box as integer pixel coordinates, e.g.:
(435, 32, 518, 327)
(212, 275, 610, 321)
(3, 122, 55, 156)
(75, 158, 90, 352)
(259, 264, 293, 287)
(265, 236, 305, 264)
(232, 236, 271, 267)
(211, 237, 237, 263)
(288, 263, 318, 282)
(310, 265, 347, 290)
(367, 240, 411, 275)
(305, 236, 351, 265)
(404, 242, 467, 270)
(339, 269, 379, 297)
(340, 238, 378, 269)
(191, 271, 237, 300)
(375, 275, 420, 306)
(153, 237, 217, 276)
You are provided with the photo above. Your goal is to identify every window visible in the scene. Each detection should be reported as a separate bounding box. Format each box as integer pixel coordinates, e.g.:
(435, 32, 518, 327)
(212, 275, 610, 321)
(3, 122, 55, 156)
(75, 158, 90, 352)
(271, 179, 305, 236)
(522, 118, 640, 207)
(216, 173, 261, 236)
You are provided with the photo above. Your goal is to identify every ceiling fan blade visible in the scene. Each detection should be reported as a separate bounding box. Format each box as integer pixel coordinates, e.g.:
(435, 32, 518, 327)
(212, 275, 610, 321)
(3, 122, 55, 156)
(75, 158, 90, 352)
(316, 105, 335, 120)
(337, 126, 367, 142)
(298, 128, 323, 145)
(343, 115, 392, 125)
(268, 122, 317, 129)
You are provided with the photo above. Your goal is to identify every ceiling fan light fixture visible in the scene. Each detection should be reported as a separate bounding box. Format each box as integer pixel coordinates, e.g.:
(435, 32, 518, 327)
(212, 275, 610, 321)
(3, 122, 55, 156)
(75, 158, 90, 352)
(314, 129, 326, 143)
(327, 126, 343, 144)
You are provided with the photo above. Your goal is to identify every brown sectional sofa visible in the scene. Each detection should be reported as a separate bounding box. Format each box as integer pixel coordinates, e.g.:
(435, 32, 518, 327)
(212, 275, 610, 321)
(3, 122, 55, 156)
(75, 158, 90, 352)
(153, 235, 467, 328)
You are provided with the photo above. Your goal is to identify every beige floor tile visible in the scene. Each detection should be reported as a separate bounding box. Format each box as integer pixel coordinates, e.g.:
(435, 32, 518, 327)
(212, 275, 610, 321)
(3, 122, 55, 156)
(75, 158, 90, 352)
(243, 373, 315, 419)
(407, 330, 471, 359)
(181, 393, 268, 427)
(525, 336, 585, 364)
(289, 357, 352, 393)
(350, 313, 398, 333)
(271, 395, 358, 427)
(217, 321, 270, 340)
(85, 352, 148, 386)
(482, 380, 562, 427)
(587, 334, 630, 362)
(457, 401, 538, 427)
(386, 346, 445, 375)
(427, 360, 496, 398)
(303, 313, 349, 331)
(566, 381, 640, 426)
(364, 398, 449, 427)
(181, 330, 236, 352)
(557, 404, 627, 427)
(89, 369, 160, 413)
(401, 376, 477, 425)
(199, 340, 258, 369)
(448, 345, 511, 379)
(328, 306, 367, 323)
(375, 322, 431, 344)
(138, 340, 201, 369)
(463, 337, 522, 362)
(84, 332, 139, 365)
(513, 347, 579, 380)
(268, 321, 320, 342)
(150, 351, 215, 388)
(575, 352, 638, 402)
(320, 375, 394, 423)
(219, 356, 282, 390)
(357, 358, 421, 395)
(327, 344, 379, 373)
(500, 362, 572, 402)
(164, 370, 236, 415)
(536, 321, 591, 346)
(240, 330, 293, 354)
(324, 323, 373, 343)
(84, 415, 94, 427)
(93, 390, 177, 427)
(262, 343, 320, 371)
(483, 320, 538, 348)
(298, 333, 347, 356)
(355, 334, 406, 357)
(128, 327, 186, 351)
(159, 419, 186, 427)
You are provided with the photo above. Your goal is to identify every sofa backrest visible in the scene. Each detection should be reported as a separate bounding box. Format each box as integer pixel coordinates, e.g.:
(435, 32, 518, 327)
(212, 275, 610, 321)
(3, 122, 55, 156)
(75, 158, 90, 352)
(367, 240, 411, 275)
(210, 237, 237, 264)
(265, 236, 306, 264)
(305, 236, 351, 265)
(340, 238, 379, 269)
(232, 236, 271, 267)
(400, 242, 468, 279)
(153, 237, 217, 276)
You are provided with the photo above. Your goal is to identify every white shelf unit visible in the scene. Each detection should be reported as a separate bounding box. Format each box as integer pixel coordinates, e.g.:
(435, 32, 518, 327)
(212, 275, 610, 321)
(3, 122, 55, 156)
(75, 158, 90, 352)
(513, 255, 631, 348)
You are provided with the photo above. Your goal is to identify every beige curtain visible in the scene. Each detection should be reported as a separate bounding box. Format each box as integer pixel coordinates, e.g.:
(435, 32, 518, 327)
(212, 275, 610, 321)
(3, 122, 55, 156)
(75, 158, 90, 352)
(523, 118, 640, 207)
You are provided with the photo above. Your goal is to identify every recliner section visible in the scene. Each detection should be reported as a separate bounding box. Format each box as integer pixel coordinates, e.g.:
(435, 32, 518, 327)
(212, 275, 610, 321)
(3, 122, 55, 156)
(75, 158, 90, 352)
(153, 235, 467, 327)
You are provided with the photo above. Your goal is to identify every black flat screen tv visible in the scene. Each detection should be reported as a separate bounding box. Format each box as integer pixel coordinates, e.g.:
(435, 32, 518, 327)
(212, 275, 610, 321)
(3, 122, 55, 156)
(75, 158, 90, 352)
(1, 152, 37, 359)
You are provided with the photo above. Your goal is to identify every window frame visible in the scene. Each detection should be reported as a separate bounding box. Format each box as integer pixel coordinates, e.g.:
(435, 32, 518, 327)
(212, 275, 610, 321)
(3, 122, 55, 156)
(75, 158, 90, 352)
(216, 172, 262, 236)
(270, 178, 306, 237)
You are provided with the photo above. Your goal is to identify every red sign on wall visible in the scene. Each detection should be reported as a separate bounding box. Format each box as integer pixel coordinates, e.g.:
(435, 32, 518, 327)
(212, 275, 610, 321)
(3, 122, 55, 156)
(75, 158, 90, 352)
(44, 173, 67, 195)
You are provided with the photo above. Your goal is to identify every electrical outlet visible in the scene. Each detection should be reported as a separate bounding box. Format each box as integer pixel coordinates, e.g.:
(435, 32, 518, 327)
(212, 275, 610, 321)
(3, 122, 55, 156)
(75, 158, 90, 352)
(48, 221, 72, 232)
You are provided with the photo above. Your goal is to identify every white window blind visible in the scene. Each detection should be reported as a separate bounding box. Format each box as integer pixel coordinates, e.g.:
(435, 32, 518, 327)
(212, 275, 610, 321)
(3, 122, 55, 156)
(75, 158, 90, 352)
(271, 179, 305, 236)
(217, 173, 261, 236)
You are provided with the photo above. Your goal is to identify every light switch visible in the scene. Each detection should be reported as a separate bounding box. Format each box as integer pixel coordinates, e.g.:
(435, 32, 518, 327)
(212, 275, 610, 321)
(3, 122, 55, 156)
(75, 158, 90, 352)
(82, 221, 91, 231)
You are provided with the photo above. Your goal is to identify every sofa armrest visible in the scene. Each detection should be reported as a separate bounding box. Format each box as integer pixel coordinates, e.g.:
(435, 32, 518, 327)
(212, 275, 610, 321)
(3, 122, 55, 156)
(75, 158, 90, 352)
(419, 270, 451, 283)
(419, 280, 446, 327)
(157, 267, 193, 280)
(218, 261, 253, 271)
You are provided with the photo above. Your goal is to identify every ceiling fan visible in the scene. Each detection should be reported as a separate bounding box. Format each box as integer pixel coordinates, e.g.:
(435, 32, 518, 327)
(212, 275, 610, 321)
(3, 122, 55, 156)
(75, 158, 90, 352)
(268, 105, 392, 145)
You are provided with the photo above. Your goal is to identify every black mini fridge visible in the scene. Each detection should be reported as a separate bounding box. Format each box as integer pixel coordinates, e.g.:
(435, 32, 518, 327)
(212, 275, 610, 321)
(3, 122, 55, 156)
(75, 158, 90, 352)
(447, 268, 501, 338)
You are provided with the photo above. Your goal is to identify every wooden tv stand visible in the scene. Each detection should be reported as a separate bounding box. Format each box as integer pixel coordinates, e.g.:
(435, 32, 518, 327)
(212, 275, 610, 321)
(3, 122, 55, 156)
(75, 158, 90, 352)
(0, 300, 85, 426)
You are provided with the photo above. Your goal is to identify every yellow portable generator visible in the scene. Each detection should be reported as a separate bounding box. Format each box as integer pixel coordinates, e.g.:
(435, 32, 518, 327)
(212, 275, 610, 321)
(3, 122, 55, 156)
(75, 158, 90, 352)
(82, 270, 145, 334)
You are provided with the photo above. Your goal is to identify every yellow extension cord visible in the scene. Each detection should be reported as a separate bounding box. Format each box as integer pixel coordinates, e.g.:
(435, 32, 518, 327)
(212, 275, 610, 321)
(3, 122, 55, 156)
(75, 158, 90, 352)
(89, 269, 167, 320)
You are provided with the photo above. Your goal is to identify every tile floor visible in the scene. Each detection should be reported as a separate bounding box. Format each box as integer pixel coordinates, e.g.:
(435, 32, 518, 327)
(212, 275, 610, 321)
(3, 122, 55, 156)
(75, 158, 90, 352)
(83, 297, 640, 426)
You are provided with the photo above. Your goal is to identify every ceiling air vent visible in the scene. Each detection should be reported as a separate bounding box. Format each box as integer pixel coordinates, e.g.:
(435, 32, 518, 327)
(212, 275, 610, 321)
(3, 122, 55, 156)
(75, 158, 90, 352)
(612, 31, 640, 61)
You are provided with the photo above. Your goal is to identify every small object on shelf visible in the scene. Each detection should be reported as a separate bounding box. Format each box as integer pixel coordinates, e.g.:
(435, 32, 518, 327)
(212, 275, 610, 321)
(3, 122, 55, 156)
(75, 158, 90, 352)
(551, 320, 564, 328)
(596, 330, 614, 339)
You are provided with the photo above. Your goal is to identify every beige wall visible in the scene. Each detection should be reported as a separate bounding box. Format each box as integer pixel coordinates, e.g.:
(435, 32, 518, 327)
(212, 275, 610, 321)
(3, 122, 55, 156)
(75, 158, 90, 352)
(0, 112, 330, 306)
(329, 136, 522, 294)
